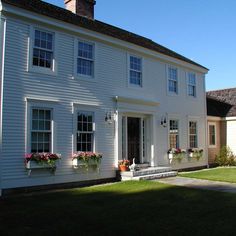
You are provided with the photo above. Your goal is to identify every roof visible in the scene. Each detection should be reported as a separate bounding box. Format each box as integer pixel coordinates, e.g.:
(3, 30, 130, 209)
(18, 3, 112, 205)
(207, 88, 236, 117)
(206, 95, 233, 117)
(1, 0, 208, 71)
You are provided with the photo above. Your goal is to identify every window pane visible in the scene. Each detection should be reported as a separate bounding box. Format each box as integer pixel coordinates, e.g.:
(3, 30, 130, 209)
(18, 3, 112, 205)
(169, 120, 179, 148)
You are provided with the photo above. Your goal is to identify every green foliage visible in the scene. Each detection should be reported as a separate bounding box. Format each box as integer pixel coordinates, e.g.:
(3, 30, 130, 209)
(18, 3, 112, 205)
(215, 146, 236, 166)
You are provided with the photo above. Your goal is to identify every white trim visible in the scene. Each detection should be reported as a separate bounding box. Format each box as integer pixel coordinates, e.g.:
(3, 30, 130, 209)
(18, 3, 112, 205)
(73, 37, 96, 81)
(225, 117, 236, 121)
(72, 101, 101, 107)
(166, 64, 179, 96)
(114, 96, 159, 107)
(25, 97, 60, 103)
(208, 122, 217, 148)
(127, 53, 143, 88)
(1, 4, 208, 74)
(0, 16, 6, 197)
(28, 25, 58, 76)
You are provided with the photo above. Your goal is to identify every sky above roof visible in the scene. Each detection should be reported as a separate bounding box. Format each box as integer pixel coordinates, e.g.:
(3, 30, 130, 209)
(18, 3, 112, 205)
(45, 0, 236, 91)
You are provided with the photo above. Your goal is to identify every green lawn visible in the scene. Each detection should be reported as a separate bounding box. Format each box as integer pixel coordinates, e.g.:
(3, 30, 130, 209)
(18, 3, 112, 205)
(179, 167, 236, 183)
(1, 181, 236, 235)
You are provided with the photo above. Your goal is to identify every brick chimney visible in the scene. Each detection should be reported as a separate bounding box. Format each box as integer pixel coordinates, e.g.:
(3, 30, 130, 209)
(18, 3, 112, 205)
(64, 0, 96, 19)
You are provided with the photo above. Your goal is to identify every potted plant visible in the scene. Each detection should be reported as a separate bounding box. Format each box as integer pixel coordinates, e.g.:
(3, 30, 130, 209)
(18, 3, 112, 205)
(72, 152, 102, 171)
(188, 148, 203, 161)
(25, 152, 61, 175)
(168, 148, 186, 163)
(118, 159, 130, 171)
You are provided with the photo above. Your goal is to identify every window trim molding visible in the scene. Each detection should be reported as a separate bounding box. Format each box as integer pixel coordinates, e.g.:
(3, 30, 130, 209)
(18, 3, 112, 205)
(186, 71, 197, 98)
(208, 122, 217, 148)
(26, 101, 57, 154)
(72, 105, 96, 153)
(28, 26, 58, 76)
(127, 53, 143, 88)
(166, 64, 179, 96)
(188, 119, 199, 148)
(73, 37, 96, 81)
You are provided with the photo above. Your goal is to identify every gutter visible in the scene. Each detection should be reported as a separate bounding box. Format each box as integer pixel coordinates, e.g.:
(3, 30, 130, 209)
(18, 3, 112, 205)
(0, 15, 6, 197)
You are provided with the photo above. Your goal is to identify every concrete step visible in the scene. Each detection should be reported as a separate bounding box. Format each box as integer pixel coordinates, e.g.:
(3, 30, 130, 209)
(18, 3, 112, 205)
(121, 171, 178, 181)
(121, 167, 172, 178)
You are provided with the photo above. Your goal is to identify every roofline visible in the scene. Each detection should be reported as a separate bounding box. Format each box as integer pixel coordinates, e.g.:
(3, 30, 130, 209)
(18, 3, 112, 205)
(207, 87, 236, 93)
(1, 0, 209, 72)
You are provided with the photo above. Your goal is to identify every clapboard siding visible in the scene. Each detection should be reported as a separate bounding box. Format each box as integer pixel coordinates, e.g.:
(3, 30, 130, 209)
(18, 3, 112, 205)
(0, 14, 207, 189)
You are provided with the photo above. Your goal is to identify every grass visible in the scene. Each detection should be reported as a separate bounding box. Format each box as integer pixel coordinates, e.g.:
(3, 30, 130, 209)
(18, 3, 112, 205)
(1, 181, 236, 235)
(179, 167, 236, 183)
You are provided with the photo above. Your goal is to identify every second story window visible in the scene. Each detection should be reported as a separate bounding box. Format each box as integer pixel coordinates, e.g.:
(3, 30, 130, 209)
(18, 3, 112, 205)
(77, 41, 94, 77)
(188, 73, 196, 97)
(33, 29, 54, 69)
(168, 66, 178, 94)
(129, 55, 142, 86)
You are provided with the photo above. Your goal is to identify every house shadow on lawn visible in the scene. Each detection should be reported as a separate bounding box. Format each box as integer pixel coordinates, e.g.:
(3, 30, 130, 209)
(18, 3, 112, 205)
(0, 181, 236, 236)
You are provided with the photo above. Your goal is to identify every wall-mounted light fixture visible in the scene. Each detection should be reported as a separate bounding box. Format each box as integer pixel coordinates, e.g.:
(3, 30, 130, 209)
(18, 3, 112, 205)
(105, 111, 113, 124)
(160, 114, 167, 127)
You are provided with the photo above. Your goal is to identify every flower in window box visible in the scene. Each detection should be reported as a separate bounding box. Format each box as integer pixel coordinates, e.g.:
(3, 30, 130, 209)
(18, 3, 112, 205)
(72, 152, 102, 170)
(188, 148, 203, 161)
(167, 148, 186, 163)
(25, 153, 61, 172)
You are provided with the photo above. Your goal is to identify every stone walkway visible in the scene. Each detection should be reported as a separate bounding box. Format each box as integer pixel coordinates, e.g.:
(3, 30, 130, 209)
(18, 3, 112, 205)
(156, 176, 236, 193)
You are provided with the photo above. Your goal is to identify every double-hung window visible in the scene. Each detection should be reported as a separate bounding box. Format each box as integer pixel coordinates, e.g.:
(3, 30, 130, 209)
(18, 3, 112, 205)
(31, 108, 52, 153)
(209, 124, 216, 146)
(169, 120, 179, 148)
(129, 55, 142, 86)
(168, 66, 178, 94)
(77, 41, 94, 77)
(33, 29, 54, 69)
(189, 121, 198, 148)
(188, 72, 196, 97)
(77, 112, 94, 152)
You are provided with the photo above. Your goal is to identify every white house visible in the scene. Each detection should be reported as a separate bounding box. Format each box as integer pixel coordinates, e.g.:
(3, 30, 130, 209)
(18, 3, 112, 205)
(0, 0, 208, 195)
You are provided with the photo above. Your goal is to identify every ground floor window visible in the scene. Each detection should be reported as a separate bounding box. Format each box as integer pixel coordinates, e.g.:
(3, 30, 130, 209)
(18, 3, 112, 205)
(189, 121, 198, 148)
(77, 111, 94, 152)
(31, 108, 52, 152)
(209, 123, 216, 146)
(169, 119, 179, 148)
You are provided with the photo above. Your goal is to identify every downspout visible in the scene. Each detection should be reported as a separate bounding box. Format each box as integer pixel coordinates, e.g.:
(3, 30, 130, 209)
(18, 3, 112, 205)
(0, 13, 6, 197)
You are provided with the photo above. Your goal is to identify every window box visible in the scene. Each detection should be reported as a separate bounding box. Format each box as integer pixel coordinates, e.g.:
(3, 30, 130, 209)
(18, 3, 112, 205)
(168, 148, 186, 163)
(72, 152, 102, 171)
(25, 153, 61, 175)
(188, 148, 203, 161)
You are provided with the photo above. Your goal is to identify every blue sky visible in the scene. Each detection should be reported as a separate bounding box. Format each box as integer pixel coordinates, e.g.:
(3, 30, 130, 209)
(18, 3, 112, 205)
(46, 0, 236, 91)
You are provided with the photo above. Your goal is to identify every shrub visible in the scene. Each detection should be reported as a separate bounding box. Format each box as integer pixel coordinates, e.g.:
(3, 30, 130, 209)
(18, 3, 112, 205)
(215, 146, 236, 166)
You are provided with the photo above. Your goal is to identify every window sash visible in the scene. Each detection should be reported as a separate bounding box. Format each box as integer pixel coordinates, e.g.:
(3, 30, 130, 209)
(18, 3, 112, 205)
(209, 125, 216, 145)
(188, 73, 196, 96)
(129, 56, 142, 86)
(168, 67, 178, 93)
(77, 41, 94, 76)
(76, 112, 94, 152)
(189, 121, 198, 148)
(31, 108, 52, 153)
(169, 120, 179, 148)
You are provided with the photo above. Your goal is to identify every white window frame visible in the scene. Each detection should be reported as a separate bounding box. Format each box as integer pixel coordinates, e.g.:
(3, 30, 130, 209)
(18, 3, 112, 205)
(128, 54, 143, 87)
(188, 120, 198, 148)
(187, 72, 197, 97)
(26, 99, 58, 154)
(169, 119, 180, 149)
(75, 38, 95, 79)
(167, 65, 179, 95)
(76, 111, 95, 152)
(73, 105, 96, 153)
(208, 122, 217, 148)
(28, 26, 57, 76)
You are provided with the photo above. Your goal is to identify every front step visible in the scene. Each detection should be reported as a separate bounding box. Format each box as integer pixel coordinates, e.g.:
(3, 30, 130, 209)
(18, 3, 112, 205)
(120, 166, 178, 181)
(121, 171, 177, 181)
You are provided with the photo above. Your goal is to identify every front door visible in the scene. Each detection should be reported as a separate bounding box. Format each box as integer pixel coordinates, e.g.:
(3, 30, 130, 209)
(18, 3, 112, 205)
(127, 117, 140, 164)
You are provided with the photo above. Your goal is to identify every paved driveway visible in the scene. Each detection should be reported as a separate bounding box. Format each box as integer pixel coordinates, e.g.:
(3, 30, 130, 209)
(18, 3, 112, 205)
(156, 176, 236, 193)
